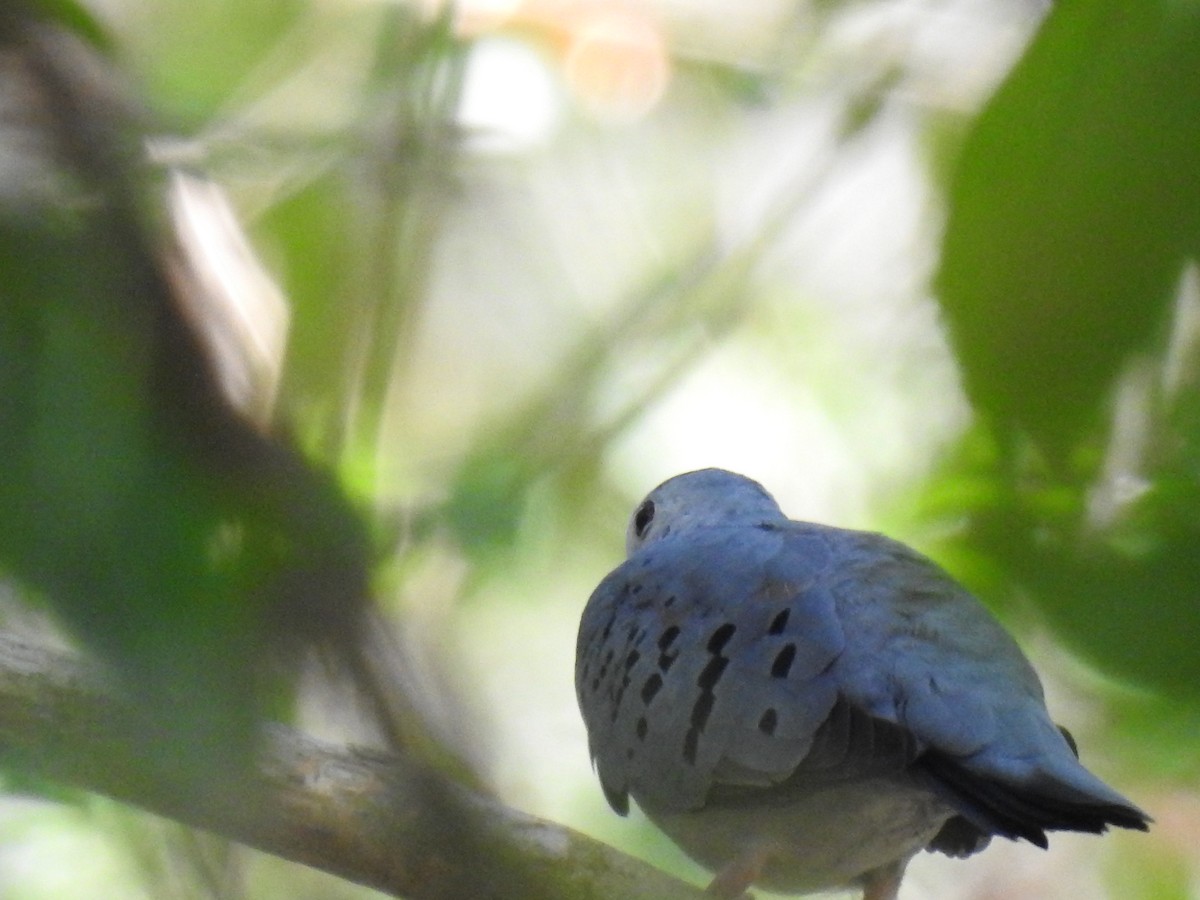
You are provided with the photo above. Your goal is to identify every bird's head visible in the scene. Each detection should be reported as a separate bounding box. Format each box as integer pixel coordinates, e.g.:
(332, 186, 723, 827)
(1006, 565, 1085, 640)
(625, 468, 785, 556)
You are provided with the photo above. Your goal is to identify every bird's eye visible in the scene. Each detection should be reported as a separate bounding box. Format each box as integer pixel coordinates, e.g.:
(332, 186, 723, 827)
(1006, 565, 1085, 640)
(633, 500, 655, 538)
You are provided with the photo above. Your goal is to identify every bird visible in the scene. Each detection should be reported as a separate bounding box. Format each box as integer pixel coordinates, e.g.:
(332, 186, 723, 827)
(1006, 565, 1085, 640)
(575, 468, 1150, 899)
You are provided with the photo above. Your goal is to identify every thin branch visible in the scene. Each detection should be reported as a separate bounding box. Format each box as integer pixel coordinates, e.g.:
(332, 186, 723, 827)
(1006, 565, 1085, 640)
(0, 631, 705, 900)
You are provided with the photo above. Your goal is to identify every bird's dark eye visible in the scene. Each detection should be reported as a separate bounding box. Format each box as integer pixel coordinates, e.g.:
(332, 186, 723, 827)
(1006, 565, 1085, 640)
(633, 500, 655, 538)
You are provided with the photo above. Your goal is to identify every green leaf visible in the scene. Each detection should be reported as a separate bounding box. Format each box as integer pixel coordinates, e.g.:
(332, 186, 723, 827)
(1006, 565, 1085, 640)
(936, 1, 1200, 454)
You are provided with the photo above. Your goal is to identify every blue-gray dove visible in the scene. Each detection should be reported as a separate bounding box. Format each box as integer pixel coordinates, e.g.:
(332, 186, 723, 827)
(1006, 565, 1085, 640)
(575, 468, 1149, 899)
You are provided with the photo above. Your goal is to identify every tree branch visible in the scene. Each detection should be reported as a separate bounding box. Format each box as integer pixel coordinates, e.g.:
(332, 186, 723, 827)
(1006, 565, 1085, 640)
(0, 631, 705, 900)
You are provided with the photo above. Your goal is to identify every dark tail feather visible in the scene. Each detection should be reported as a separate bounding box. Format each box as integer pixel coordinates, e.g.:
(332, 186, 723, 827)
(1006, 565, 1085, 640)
(919, 750, 1151, 853)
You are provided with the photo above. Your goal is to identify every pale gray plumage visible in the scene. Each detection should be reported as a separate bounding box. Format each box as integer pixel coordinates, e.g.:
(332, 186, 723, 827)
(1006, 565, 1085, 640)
(575, 468, 1149, 899)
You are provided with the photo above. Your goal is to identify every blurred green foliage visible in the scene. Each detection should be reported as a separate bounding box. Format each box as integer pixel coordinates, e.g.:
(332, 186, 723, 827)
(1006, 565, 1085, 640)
(938, 1, 1200, 450)
(0, 0, 374, 796)
(934, 0, 1200, 705)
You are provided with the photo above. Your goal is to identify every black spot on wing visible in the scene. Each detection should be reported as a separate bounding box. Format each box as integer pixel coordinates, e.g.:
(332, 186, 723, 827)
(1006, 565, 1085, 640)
(758, 708, 778, 736)
(707, 622, 736, 653)
(698, 655, 728, 691)
(657, 625, 680, 672)
(680, 621, 739, 768)
(691, 691, 715, 732)
(770, 643, 796, 678)
(596, 647, 615, 683)
(598, 607, 617, 643)
(641, 672, 663, 704)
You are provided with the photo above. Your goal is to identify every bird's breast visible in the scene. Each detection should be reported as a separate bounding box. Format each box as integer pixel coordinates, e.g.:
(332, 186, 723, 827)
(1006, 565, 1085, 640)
(642, 777, 952, 894)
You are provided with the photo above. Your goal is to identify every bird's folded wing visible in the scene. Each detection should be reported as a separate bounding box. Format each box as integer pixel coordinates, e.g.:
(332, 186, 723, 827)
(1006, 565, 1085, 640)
(575, 525, 851, 814)
(817, 527, 1150, 843)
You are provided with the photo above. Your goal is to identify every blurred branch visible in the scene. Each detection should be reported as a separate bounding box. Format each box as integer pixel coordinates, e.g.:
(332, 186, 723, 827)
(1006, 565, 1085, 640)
(335, 6, 467, 466)
(0, 631, 706, 900)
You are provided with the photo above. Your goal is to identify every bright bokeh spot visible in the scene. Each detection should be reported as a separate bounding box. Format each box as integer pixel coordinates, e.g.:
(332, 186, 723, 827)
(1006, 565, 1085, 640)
(455, 0, 670, 120)
(561, 5, 669, 119)
(458, 37, 563, 151)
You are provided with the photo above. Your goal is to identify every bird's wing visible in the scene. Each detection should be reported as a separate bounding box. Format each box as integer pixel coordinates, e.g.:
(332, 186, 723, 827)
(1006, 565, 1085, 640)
(816, 525, 1150, 845)
(577, 523, 877, 815)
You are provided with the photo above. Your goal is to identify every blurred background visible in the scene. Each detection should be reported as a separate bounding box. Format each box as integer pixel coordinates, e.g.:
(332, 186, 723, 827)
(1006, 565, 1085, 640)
(0, 0, 1198, 897)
